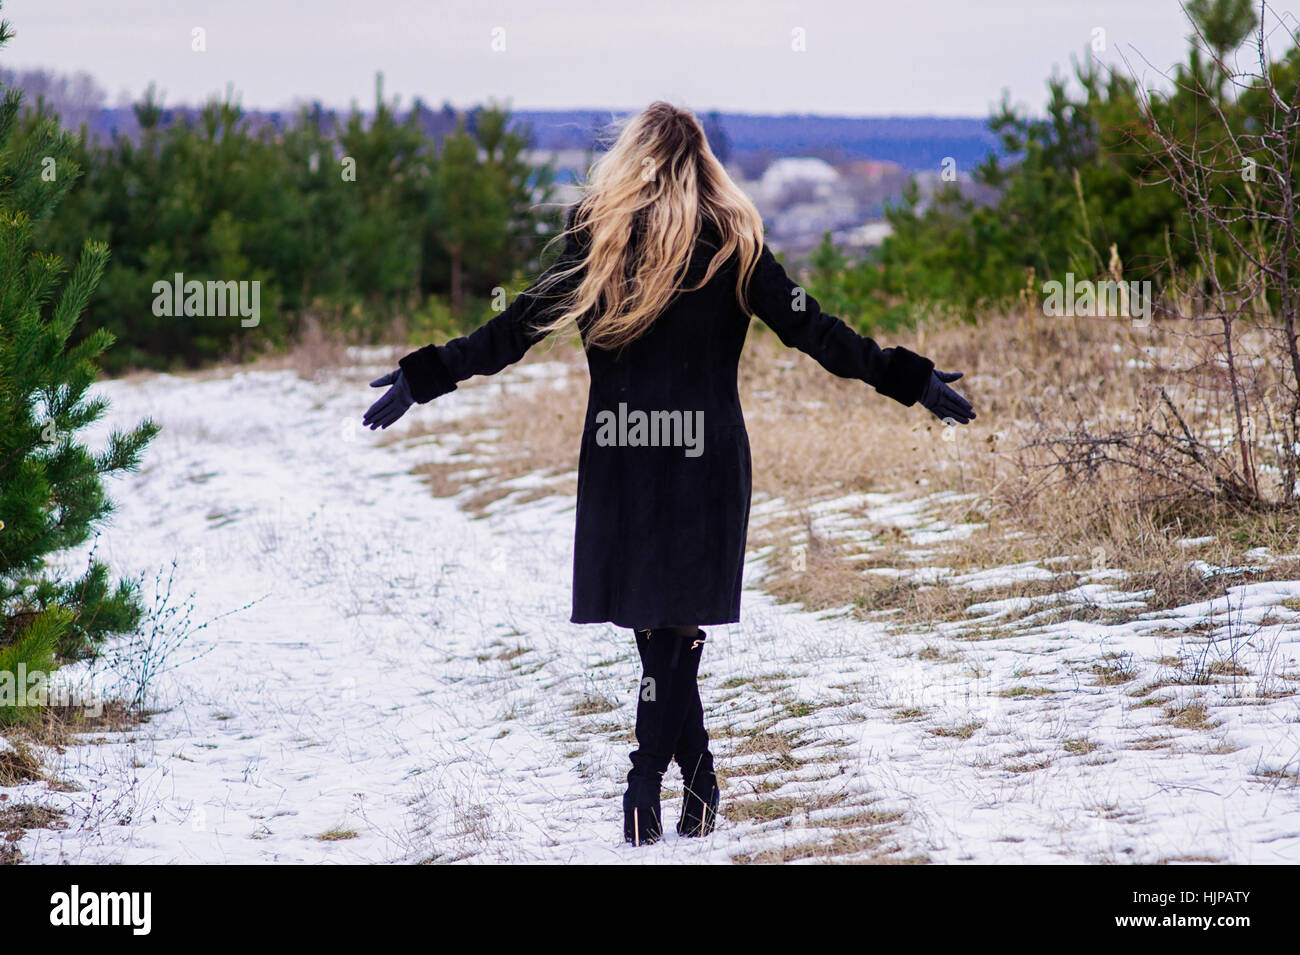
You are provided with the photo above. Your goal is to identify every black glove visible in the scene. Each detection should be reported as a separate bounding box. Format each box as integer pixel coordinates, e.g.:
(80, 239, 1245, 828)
(919, 369, 975, 425)
(362, 369, 415, 430)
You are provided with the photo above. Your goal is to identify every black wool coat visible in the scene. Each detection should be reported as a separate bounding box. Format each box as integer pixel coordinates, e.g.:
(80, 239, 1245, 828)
(399, 208, 935, 630)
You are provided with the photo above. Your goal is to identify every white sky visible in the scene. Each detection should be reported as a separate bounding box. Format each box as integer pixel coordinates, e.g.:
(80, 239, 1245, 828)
(4, 0, 1297, 116)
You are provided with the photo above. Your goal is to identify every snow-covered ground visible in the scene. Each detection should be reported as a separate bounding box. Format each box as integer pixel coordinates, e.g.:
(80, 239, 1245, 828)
(7, 356, 1300, 863)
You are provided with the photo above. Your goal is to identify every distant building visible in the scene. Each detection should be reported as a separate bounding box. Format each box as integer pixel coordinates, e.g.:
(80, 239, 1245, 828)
(755, 157, 840, 204)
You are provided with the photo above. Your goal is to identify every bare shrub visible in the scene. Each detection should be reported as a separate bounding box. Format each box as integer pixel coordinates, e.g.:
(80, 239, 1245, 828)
(1028, 7, 1300, 510)
(98, 560, 257, 712)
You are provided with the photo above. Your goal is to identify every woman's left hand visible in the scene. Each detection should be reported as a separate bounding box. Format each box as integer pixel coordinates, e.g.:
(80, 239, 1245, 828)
(919, 369, 976, 425)
(362, 369, 415, 430)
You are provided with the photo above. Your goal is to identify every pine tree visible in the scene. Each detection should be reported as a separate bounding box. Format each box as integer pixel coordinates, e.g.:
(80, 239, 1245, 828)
(0, 8, 158, 723)
(432, 116, 511, 317)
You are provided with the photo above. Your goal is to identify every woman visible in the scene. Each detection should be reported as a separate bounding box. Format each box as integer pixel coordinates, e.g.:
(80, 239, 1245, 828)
(363, 102, 975, 846)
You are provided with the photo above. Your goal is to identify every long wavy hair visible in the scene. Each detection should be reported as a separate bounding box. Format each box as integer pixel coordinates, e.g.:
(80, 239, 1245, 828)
(532, 101, 765, 351)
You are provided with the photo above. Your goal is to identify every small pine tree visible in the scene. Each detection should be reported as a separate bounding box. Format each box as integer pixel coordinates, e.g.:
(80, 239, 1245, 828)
(0, 9, 158, 723)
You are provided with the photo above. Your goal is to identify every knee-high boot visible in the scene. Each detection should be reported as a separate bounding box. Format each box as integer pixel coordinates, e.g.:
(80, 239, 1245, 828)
(624, 627, 686, 845)
(672, 629, 719, 837)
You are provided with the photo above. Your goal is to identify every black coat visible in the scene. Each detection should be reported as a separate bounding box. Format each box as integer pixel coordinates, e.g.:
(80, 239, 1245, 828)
(399, 208, 934, 630)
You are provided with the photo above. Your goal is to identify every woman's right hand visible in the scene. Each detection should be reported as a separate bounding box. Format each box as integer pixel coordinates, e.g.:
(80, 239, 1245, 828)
(362, 369, 415, 430)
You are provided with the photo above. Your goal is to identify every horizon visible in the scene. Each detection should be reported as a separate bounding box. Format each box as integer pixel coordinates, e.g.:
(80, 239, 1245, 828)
(2, 0, 1278, 118)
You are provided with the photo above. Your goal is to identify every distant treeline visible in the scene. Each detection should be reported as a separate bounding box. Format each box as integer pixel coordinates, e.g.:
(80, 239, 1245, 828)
(18, 86, 561, 372)
(8, 66, 1002, 177)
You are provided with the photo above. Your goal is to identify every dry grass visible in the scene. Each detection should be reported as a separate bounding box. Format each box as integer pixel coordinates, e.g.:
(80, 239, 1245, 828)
(733, 831, 898, 864)
(728, 801, 916, 864)
(998, 686, 1054, 698)
(1165, 701, 1219, 730)
(402, 344, 588, 516)
(732, 729, 803, 763)
(1063, 737, 1100, 755)
(928, 721, 983, 739)
(0, 700, 149, 790)
(0, 799, 70, 866)
(0, 741, 42, 786)
(0, 803, 67, 831)
(1005, 754, 1053, 773)
(316, 826, 359, 841)
(726, 795, 802, 823)
(246, 308, 387, 381)
(570, 692, 621, 717)
(1091, 659, 1138, 686)
(4, 700, 148, 746)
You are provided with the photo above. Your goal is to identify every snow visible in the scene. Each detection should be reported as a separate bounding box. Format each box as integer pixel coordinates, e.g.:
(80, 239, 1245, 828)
(5, 358, 1300, 864)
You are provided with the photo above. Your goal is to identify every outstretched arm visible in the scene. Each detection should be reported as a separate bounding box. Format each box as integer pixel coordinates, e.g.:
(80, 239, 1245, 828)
(747, 243, 936, 407)
(363, 207, 586, 429)
(398, 207, 587, 404)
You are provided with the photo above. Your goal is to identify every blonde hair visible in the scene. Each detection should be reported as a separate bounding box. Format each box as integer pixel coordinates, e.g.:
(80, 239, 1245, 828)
(532, 101, 765, 351)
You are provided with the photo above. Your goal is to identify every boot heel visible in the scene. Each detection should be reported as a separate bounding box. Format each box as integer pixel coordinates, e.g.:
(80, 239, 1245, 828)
(623, 773, 663, 845)
(677, 752, 720, 837)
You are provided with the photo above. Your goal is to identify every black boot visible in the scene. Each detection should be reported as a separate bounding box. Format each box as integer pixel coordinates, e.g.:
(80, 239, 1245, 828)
(677, 750, 719, 837)
(624, 627, 686, 845)
(673, 629, 720, 837)
(623, 753, 664, 846)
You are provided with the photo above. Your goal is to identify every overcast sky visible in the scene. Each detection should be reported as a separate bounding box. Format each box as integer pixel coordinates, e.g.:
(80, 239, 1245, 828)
(4, 1, 1297, 117)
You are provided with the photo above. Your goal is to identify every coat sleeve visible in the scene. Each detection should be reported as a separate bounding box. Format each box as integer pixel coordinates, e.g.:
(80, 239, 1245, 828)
(746, 243, 934, 407)
(398, 206, 587, 404)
